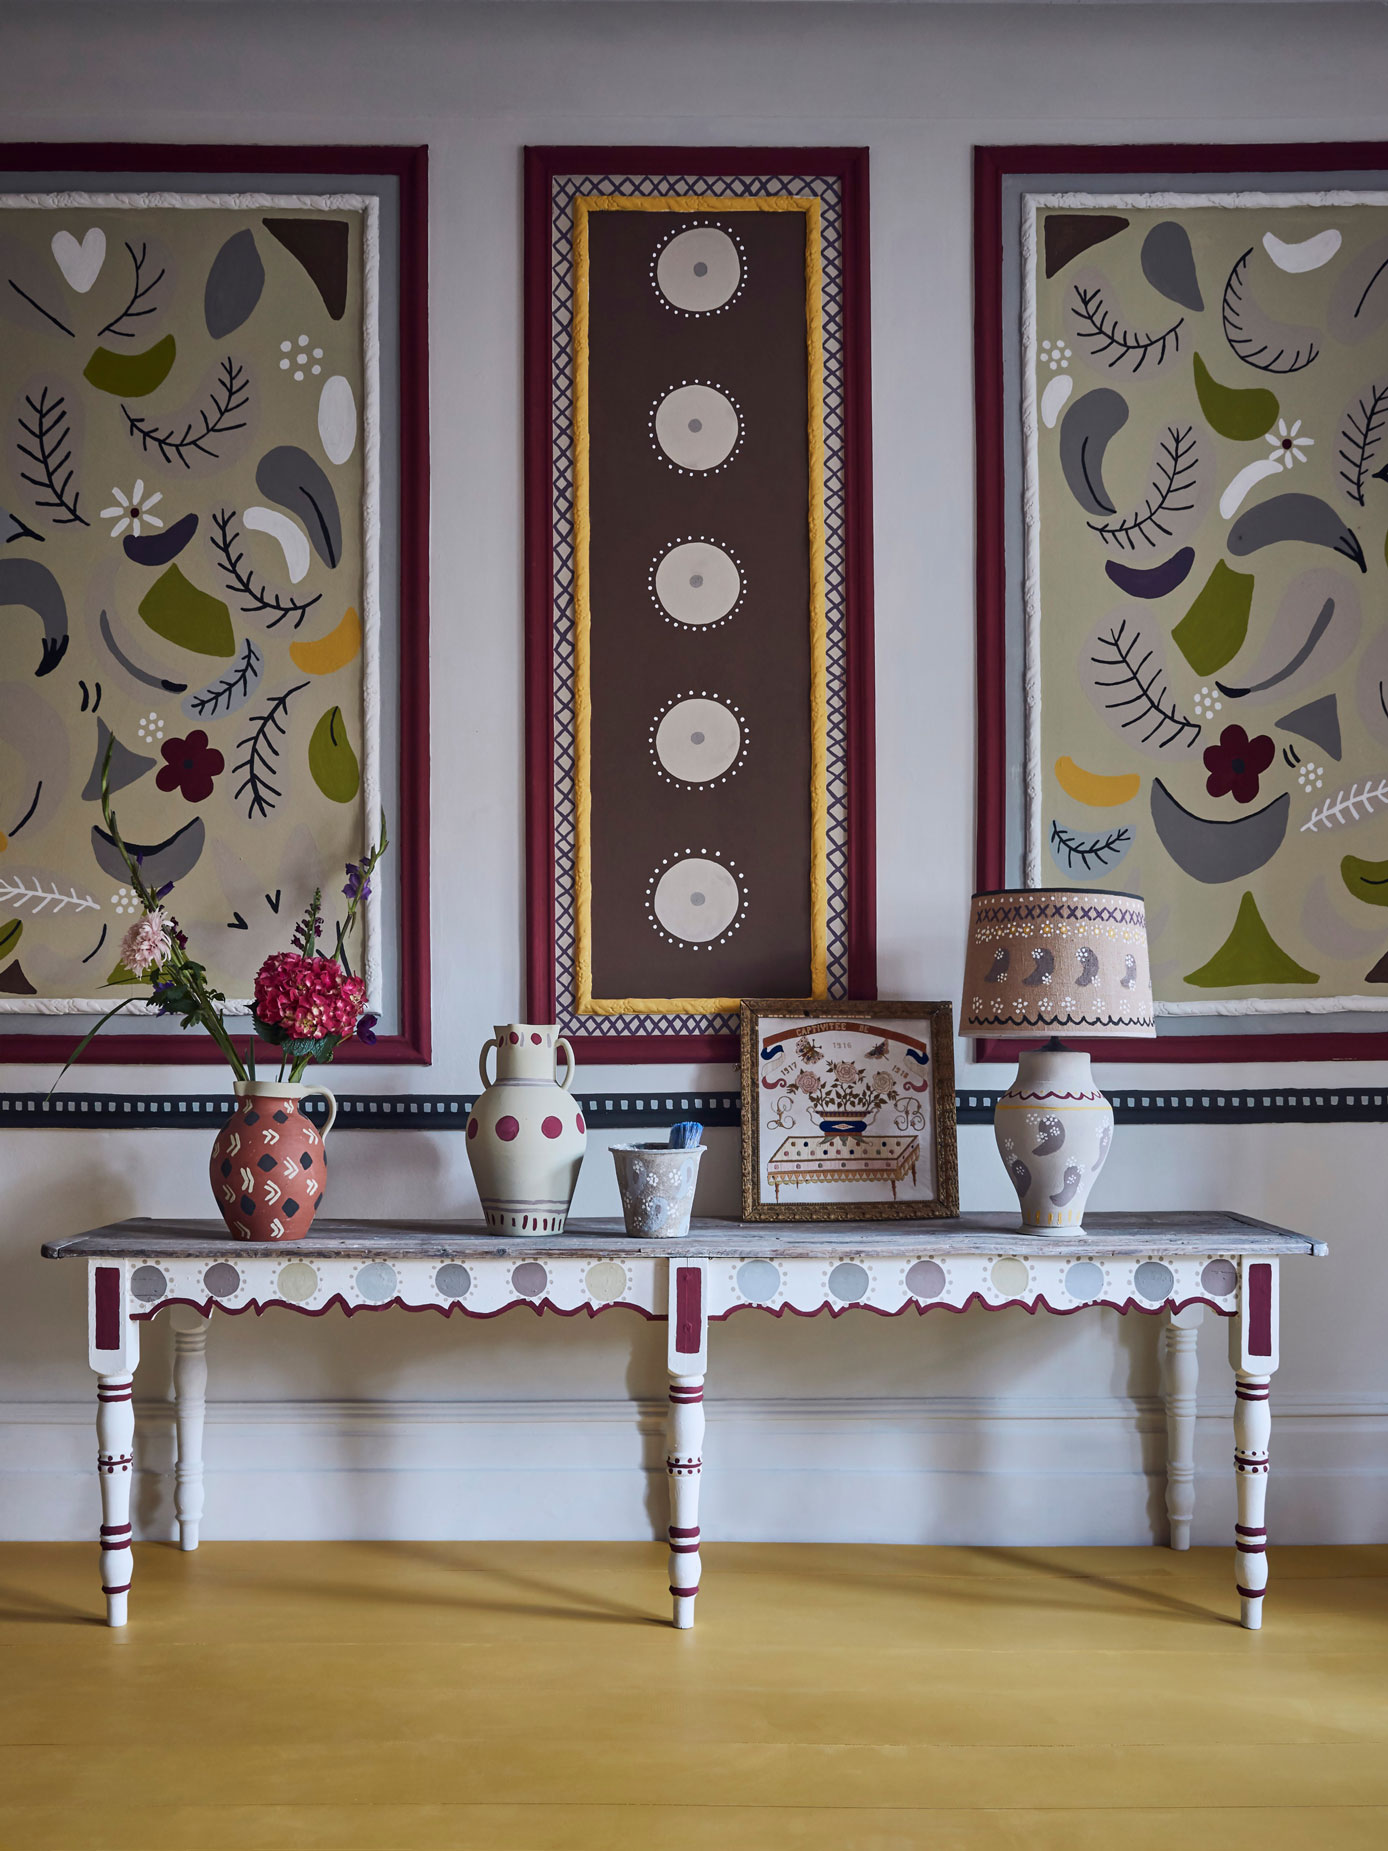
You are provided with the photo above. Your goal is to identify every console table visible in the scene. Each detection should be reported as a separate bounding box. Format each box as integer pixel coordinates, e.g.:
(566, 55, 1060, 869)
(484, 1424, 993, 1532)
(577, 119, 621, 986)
(42, 1212, 1326, 1632)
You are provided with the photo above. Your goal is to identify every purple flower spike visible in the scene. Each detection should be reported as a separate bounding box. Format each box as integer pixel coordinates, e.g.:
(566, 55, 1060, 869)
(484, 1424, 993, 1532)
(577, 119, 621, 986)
(155, 881, 174, 900)
(356, 1012, 379, 1045)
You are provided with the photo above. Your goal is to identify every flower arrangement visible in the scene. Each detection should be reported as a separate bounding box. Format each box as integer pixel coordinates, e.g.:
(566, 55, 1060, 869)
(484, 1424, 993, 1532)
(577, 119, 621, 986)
(57, 744, 386, 1086)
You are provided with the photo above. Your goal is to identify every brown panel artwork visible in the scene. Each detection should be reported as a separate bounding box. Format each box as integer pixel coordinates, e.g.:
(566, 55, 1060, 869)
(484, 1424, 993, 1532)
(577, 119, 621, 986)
(586, 205, 813, 1004)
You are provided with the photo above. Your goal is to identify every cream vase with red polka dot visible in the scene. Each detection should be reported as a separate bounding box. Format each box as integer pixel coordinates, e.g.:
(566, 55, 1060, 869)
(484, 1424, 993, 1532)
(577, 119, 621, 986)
(465, 1024, 587, 1234)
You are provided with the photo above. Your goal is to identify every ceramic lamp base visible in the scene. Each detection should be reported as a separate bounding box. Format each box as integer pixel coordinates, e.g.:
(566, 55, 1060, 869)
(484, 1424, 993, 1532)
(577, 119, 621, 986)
(994, 1045, 1114, 1232)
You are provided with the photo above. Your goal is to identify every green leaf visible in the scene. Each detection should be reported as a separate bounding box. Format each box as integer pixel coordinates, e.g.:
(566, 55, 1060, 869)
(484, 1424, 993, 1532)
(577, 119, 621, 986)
(279, 1034, 339, 1062)
(308, 705, 360, 803)
(0, 918, 21, 960)
(49, 993, 146, 1097)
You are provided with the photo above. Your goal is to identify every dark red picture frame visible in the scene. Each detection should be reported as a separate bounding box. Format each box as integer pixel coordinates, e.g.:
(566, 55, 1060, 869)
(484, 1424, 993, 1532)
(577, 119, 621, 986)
(0, 142, 430, 1067)
(525, 145, 876, 1065)
(975, 140, 1388, 1065)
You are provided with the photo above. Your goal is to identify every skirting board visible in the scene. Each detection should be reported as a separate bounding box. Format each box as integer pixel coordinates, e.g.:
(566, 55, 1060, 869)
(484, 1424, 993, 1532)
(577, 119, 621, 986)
(3, 1393, 1384, 1547)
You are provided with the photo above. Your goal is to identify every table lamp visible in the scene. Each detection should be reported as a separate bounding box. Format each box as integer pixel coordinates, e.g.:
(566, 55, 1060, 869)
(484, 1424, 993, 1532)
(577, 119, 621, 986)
(960, 889, 1155, 1231)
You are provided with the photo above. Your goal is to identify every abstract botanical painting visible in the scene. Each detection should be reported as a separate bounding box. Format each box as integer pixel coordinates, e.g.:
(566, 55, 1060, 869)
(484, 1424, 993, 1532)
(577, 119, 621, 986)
(0, 148, 428, 1062)
(526, 148, 874, 1063)
(977, 147, 1388, 1058)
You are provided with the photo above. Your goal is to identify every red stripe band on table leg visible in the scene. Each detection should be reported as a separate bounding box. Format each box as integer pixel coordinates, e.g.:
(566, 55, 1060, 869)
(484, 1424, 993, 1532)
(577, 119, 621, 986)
(101, 1581, 132, 1595)
(1236, 1585, 1265, 1599)
(669, 1388, 704, 1401)
(1235, 1525, 1267, 1537)
(669, 1585, 700, 1598)
(1247, 1263, 1273, 1358)
(669, 1541, 701, 1554)
(675, 1267, 702, 1355)
(100, 1524, 131, 1537)
(1235, 1386, 1270, 1399)
(94, 1269, 121, 1352)
(668, 1526, 700, 1538)
(98, 1538, 132, 1552)
(1235, 1540, 1268, 1553)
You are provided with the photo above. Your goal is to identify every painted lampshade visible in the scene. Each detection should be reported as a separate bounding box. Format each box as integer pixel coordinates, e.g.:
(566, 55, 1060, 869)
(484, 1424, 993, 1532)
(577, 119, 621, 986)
(960, 889, 1156, 1040)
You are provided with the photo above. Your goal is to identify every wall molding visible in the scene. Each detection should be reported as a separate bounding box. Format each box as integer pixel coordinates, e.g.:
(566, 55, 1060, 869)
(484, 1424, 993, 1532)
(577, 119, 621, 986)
(5, 1392, 1384, 1546)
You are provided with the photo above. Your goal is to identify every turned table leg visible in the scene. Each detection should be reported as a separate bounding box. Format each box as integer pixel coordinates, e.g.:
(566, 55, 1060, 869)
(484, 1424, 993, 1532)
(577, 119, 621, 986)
(1231, 1258, 1280, 1630)
(1164, 1305, 1201, 1550)
(171, 1308, 208, 1551)
(666, 1256, 709, 1629)
(89, 1261, 141, 1627)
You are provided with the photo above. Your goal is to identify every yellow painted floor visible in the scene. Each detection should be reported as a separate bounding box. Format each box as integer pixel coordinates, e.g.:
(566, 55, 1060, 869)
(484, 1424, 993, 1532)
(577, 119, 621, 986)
(0, 1543, 1385, 1850)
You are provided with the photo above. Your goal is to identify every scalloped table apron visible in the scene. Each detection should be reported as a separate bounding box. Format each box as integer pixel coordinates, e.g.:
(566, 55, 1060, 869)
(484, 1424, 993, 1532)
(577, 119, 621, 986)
(42, 1211, 1327, 1631)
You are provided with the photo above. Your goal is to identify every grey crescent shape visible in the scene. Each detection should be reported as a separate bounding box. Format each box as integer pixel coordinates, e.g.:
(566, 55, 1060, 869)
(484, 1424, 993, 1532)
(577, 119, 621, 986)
(1150, 779, 1290, 884)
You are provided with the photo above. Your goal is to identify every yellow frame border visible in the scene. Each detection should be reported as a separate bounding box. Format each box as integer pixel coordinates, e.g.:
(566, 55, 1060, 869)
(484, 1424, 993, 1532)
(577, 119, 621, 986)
(572, 193, 828, 1016)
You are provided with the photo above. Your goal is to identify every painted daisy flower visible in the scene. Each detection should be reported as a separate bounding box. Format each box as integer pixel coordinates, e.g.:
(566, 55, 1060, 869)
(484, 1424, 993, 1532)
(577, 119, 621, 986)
(1265, 419, 1313, 468)
(101, 479, 163, 539)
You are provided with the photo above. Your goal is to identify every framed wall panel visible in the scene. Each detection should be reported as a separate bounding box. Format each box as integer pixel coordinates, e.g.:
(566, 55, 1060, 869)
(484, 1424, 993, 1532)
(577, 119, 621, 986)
(526, 147, 875, 1064)
(0, 143, 429, 1065)
(976, 141, 1388, 1063)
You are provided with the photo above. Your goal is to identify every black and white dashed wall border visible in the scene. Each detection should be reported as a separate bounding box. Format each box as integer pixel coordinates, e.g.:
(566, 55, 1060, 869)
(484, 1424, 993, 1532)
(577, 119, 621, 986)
(5, 1089, 1388, 1130)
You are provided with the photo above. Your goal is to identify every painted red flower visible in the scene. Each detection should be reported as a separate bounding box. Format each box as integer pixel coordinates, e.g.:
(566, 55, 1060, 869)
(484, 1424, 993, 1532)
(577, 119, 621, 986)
(156, 730, 224, 803)
(1203, 724, 1274, 804)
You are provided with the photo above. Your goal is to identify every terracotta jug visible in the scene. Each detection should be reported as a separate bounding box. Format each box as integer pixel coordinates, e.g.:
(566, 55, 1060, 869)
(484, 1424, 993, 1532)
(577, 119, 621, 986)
(466, 1024, 586, 1233)
(209, 1079, 337, 1241)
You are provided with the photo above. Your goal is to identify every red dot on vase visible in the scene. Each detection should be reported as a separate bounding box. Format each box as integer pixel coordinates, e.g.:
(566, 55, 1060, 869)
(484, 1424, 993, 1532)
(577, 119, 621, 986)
(509, 1032, 520, 1044)
(531, 1032, 542, 1044)
(467, 1119, 478, 1139)
(496, 1116, 520, 1141)
(541, 1115, 562, 1139)
(576, 1113, 586, 1134)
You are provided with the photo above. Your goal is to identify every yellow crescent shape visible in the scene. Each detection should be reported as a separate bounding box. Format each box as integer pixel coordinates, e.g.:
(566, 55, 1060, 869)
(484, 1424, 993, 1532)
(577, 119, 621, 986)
(1055, 756, 1141, 808)
(290, 606, 362, 676)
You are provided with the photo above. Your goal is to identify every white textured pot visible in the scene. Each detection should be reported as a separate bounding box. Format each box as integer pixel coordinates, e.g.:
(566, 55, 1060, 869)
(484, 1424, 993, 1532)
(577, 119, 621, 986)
(993, 1044, 1114, 1232)
(466, 1024, 586, 1233)
(610, 1143, 706, 1238)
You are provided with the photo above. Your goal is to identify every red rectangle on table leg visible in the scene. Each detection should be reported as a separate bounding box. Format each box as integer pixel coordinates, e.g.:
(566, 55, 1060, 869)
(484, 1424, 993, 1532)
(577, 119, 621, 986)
(94, 1267, 121, 1351)
(1248, 1261, 1273, 1358)
(675, 1266, 702, 1355)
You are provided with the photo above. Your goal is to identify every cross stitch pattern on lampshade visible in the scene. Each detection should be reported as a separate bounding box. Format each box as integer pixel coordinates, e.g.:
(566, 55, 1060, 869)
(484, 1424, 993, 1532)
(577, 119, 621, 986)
(961, 889, 1156, 1042)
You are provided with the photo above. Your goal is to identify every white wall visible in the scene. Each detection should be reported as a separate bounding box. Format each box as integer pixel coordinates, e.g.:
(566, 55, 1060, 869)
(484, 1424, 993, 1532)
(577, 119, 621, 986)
(2, 1, 1385, 1547)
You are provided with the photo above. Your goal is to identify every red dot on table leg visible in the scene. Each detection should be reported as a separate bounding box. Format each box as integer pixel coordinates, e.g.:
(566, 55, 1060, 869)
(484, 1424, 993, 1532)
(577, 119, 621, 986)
(541, 1116, 562, 1139)
(496, 1116, 520, 1141)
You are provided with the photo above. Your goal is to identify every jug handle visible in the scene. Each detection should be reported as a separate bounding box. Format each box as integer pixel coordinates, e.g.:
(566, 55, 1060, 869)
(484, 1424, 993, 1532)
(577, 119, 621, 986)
(556, 1037, 576, 1092)
(479, 1035, 501, 1091)
(302, 1084, 337, 1139)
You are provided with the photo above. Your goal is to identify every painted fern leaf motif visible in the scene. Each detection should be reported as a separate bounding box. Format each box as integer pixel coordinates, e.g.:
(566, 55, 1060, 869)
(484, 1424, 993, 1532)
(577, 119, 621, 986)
(1088, 619, 1202, 750)
(1222, 248, 1320, 373)
(1300, 778, 1388, 833)
(1086, 426, 1198, 550)
(1338, 382, 1388, 507)
(233, 682, 308, 820)
(0, 874, 100, 913)
(1049, 820, 1135, 874)
(1070, 285, 1183, 373)
(183, 637, 263, 721)
(123, 358, 249, 469)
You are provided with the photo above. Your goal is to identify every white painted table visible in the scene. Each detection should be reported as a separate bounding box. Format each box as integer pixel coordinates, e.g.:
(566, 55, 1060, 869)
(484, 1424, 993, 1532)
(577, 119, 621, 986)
(42, 1212, 1326, 1631)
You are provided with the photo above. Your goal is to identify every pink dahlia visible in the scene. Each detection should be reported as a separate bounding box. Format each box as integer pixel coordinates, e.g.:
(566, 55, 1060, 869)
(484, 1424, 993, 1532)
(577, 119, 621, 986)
(119, 908, 173, 976)
(254, 952, 367, 1040)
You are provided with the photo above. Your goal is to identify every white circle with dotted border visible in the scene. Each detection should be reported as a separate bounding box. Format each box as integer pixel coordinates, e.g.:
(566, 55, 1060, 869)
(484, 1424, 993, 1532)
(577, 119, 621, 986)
(648, 854, 741, 945)
(652, 695, 744, 785)
(652, 383, 742, 472)
(654, 225, 744, 314)
(651, 539, 743, 627)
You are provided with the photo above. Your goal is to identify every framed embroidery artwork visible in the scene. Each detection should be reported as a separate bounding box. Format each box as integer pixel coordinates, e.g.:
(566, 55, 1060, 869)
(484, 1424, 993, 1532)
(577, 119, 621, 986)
(977, 142, 1388, 1062)
(525, 146, 875, 1064)
(0, 143, 429, 1064)
(739, 999, 959, 1223)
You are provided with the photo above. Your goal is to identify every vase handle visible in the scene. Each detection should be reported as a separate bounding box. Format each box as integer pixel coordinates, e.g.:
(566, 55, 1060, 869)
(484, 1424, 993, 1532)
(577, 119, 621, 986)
(479, 1035, 501, 1091)
(303, 1084, 337, 1138)
(556, 1037, 576, 1092)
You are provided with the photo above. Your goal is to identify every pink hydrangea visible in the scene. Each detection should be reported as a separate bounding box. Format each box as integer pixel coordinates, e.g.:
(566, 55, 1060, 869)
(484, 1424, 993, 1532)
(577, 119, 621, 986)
(254, 952, 367, 1040)
(119, 909, 173, 976)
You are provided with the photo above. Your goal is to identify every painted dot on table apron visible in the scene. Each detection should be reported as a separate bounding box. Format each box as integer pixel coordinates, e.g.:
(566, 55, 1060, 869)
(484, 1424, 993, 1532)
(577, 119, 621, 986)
(512, 1262, 548, 1297)
(435, 1263, 472, 1298)
(203, 1262, 240, 1298)
(130, 1265, 167, 1302)
(990, 1258, 1030, 1297)
(1201, 1258, 1238, 1297)
(736, 1259, 781, 1303)
(1064, 1260, 1105, 1301)
(467, 1118, 479, 1139)
(905, 1260, 946, 1299)
(827, 1262, 869, 1303)
(1134, 1261, 1175, 1302)
(542, 1116, 563, 1139)
(276, 1261, 318, 1303)
(496, 1116, 520, 1141)
(355, 1262, 397, 1303)
(585, 1261, 627, 1300)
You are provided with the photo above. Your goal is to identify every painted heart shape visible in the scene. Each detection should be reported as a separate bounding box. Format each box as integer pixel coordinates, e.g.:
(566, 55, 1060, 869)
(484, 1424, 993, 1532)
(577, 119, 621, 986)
(51, 227, 106, 293)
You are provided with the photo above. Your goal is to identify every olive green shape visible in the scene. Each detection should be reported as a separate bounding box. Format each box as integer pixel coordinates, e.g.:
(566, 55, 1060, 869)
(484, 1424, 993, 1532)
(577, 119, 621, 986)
(0, 919, 21, 961)
(1192, 353, 1279, 442)
(1171, 559, 1256, 675)
(309, 705, 360, 803)
(137, 566, 234, 658)
(83, 334, 177, 399)
(1185, 892, 1318, 987)
(1342, 854, 1388, 907)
